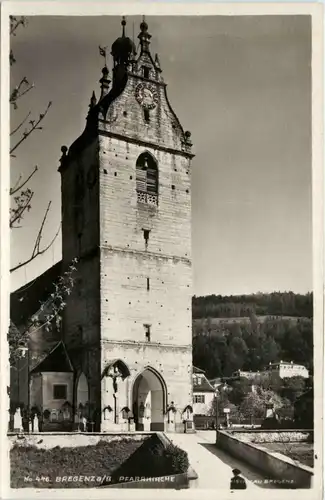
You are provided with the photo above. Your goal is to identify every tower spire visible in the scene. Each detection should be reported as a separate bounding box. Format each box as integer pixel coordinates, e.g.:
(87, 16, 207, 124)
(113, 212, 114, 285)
(111, 16, 136, 67)
(99, 66, 111, 99)
(122, 16, 126, 37)
(88, 90, 97, 113)
(138, 15, 151, 54)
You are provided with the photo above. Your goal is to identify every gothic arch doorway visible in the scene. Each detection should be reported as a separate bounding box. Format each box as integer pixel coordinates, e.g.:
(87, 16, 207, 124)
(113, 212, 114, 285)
(76, 372, 89, 410)
(132, 367, 166, 431)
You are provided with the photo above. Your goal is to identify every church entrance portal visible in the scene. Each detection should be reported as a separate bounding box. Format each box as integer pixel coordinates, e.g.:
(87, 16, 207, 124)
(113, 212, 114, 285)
(132, 368, 166, 431)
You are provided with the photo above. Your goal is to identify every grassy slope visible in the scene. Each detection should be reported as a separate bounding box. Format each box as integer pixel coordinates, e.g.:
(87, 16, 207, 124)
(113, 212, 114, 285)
(261, 442, 314, 468)
(11, 439, 145, 488)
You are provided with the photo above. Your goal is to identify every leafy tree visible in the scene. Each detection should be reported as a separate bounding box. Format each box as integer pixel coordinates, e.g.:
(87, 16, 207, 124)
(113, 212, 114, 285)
(228, 378, 253, 407)
(192, 292, 313, 319)
(240, 392, 265, 419)
(253, 372, 282, 393)
(281, 377, 306, 404)
(208, 390, 240, 420)
(277, 397, 294, 420)
(294, 388, 313, 428)
(261, 337, 279, 365)
(240, 388, 283, 420)
(192, 297, 312, 379)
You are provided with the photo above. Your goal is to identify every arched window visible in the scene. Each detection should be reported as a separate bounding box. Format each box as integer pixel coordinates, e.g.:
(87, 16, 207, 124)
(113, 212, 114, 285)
(136, 153, 158, 206)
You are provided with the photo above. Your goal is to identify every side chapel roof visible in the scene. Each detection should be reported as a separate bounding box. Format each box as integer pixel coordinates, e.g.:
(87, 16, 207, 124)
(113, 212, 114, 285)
(30, 341, 74, 374)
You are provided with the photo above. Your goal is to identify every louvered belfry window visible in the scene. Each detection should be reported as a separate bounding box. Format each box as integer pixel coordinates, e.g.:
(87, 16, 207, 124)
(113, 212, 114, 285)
(136, 153, 158, 205)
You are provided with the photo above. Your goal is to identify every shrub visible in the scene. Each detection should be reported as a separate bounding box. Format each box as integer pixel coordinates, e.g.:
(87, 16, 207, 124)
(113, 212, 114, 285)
(146, 443, 189, 475)
(163, 444, 189, 474)
(110, 437, 189, 483)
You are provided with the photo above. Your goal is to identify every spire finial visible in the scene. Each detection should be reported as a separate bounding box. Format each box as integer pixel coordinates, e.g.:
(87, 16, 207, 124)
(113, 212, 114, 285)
(87, 91, 97, 117)
(90, 90, 97, 108)
(155, 53, 161, 71)
(99, 45, 108, 66)
(111, 17, 136, 67)
(99, 66, 111, 99)
(140, 15, 148, 33)
(122, 16, 126, 37)
(138, 15, 151, 53)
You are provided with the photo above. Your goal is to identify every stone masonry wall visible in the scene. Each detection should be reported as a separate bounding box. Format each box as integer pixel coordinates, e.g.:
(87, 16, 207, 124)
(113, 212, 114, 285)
(100, 65, 187, 154)
(60, 54, 193, 420)
(98, 89, 192, 413)
(60, 140, 101, 409)
(98, 137, 191, 259)
(101, 342, 193, 414)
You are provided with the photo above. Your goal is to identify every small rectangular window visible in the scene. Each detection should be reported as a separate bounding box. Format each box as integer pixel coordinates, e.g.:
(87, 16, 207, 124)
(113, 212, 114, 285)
(147, 277, 150, 291)
(144, 324, 151, 341)
(143, 229, 150, 247)
(53, 384, 67, 400)
(144, 109, 150, 122)
(143, 67, 149, 79)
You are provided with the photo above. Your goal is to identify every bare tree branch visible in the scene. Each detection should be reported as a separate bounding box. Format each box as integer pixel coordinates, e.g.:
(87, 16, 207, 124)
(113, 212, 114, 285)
(10, 202, 61, 273)
(10, 111, 32, 136)
(8, 14, 72, 370)
(10, 166, 38, 196)
(10, 102, 52, 155)
(31, 201, 51, 256)
(10, 16, 27, 37)
(10, 174, 22, 194)
(10, 77, 34, 109)
(11, 83, 34, 105)
(10, 190, 34, 228)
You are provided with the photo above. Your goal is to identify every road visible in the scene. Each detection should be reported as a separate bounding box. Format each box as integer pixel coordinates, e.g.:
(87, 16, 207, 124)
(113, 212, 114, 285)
(166, 430, 278, 489)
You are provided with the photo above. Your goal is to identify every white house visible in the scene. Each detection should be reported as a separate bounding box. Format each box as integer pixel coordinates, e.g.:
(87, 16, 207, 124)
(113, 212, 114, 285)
(268, 361, 309, 379)
(192, 366, 215, 416)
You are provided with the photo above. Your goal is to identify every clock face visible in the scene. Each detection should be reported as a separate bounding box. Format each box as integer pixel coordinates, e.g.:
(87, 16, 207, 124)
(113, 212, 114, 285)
(135, 83, 158, 110)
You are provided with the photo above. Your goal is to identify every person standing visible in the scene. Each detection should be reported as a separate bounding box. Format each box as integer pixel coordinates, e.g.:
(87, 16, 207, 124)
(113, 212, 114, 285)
(230, 469, 247, 490)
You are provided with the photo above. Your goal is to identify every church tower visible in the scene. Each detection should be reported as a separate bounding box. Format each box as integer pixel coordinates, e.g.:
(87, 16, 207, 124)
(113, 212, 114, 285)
(59, 18, 194, 432)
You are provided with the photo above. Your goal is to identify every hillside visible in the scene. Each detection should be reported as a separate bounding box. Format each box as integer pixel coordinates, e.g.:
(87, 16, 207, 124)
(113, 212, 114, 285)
(193, 315, 304, 335)
(192, 293, 313, 379)
(192, 292, 313, 319)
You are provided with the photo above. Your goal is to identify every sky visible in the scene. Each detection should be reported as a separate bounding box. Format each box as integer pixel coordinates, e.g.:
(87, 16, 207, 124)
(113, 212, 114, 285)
(9, 15, 312, 296)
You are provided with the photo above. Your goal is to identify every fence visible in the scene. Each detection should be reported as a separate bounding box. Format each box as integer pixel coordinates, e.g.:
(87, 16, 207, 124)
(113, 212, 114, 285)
(194, 415, 264, 430)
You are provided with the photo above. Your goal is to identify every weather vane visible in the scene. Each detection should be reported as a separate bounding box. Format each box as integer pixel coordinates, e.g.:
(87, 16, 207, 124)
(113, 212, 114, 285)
(99, 45, 108, 66)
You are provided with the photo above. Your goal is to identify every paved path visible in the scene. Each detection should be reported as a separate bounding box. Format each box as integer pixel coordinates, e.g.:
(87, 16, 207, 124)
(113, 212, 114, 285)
(166, 430, 277, 490)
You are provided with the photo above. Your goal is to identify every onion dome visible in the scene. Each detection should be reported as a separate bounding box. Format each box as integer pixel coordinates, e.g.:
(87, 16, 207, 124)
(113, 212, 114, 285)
(111, 17, 136, 65)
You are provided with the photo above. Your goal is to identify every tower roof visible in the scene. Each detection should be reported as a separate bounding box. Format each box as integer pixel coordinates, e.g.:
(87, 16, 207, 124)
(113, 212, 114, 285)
(111, 17, 136, 65)
(138, 15, 152, 54)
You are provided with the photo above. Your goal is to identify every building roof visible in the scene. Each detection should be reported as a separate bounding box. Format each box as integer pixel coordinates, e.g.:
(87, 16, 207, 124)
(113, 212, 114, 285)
(234, 370, 259, 379)
(193, 373, 215, 393)
(209, 377, 222, 387)
(10, 261, 62, 327)
(30, 341, 74, 374)
(193, 366, 206, 374)
(269, 360, 306, 368)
